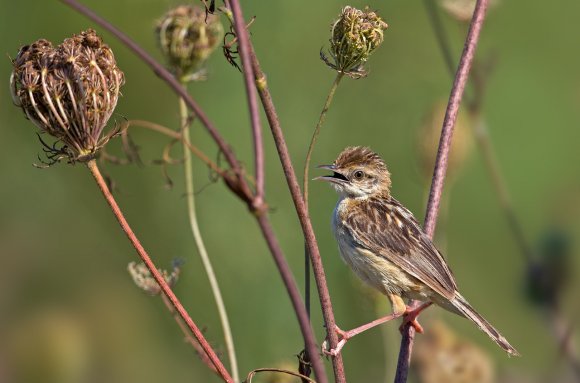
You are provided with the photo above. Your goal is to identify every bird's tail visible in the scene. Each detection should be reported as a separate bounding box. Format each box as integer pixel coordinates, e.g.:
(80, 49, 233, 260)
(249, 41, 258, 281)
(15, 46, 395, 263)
(451, 293, 520, 356)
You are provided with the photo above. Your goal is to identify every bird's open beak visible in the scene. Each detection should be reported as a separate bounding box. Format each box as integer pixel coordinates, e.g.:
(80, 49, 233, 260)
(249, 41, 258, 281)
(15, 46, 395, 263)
(314, 164, 349, 184)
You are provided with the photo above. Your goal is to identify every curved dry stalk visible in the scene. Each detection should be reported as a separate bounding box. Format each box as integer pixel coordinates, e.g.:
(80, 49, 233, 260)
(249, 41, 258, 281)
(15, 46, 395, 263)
(395, 1, 490, 382)
(86, 159, 233, 382)
(178, 96, 239, 382)
(245, 368, 317, 383)
(302, 72, 344, 209)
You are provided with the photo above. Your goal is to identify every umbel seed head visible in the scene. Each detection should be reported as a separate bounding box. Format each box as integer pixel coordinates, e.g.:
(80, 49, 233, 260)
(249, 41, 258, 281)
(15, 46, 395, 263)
(156, 5, 223, 80)
(322, 6, 388, 78)
(10, 29, 125, 164)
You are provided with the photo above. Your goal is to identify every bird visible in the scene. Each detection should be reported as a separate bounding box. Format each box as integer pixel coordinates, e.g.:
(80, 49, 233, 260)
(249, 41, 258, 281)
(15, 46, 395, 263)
(316, 146, 519, 356)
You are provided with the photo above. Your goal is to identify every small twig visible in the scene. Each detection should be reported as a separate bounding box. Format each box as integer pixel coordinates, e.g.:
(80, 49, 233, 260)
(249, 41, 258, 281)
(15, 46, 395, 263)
(248, 41, 344, 383)
(395, 1, 489, 382)
(119, 120, 226, 178)
(303, 72, 344, 210)
(178, 95, 240, 382)
(86, 159, 233, 382)
(244, 368, 317, 383)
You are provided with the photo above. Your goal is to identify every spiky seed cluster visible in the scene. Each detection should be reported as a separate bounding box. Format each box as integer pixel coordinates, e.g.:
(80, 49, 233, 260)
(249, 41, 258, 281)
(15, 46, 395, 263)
(322, 6, 388, 78)
(127, 261, 181, 296)
(10, 30, 124, 164)
(156, 5, 223, 80)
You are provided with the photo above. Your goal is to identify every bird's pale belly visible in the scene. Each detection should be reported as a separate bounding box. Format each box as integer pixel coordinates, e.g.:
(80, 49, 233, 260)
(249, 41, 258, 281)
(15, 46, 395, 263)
(333, 222, 432, 302)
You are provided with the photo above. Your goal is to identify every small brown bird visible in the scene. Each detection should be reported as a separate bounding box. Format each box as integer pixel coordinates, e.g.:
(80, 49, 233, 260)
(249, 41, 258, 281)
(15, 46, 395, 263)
(317, 146, 519, 356)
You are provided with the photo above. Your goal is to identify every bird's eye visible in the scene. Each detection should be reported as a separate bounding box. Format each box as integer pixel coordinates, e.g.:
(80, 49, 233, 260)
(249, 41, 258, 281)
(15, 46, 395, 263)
(353, 170, 365, 180)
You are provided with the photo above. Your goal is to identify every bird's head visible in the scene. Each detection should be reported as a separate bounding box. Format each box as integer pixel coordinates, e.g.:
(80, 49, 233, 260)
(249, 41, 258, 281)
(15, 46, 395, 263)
(316, 146, 391, 198)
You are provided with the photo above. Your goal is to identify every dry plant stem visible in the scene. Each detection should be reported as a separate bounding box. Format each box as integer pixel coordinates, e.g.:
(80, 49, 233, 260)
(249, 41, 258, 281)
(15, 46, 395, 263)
(423, 0, 535, 263)
(245, 368, 317, 383)
(179, 96, 240, 382)
(301, 71, 344, 377)
(59, 0, 241, 176)
(303, 72, 344, 210)
(226, 0, 265, 204)
(395, 1, 489, 382)
(86, 159, 233, 383)
(63, 3, 326, 381)
(249, 46, 345, 383)
(160, 294, 219, 376)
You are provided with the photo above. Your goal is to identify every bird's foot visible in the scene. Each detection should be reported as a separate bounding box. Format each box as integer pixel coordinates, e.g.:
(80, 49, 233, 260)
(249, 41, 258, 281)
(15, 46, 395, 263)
(322, 325, 349, 357)
(399, 302, 432, 334)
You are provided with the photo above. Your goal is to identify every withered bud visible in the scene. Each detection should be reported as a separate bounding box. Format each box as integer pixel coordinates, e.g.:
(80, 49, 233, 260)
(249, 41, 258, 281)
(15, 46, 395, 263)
(128, 261, 181, 296)
(322, 6, 388, 78)
(417, 101, 473, 182)
(156, 5, 223, 81)
(439, 0, 499, 23)
(10, 30, 124, 164)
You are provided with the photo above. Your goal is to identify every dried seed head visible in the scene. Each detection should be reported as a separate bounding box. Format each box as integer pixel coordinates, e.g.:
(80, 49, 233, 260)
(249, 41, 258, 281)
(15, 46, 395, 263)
(127, 261, 181, 296)
(156, 5, 223, 80)
(10, 30, 125, 164)
(417, 101, 473, 182)
(321, 6, 388, 78)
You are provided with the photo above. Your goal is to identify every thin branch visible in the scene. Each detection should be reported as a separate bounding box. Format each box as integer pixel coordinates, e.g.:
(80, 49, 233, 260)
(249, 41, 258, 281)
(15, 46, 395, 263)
(62, 2, 330, 381)
(249, 43, 345, 383)
(226, 0, 330, 383)
(227, 0, 265, 205)
(303, 72, 344, 210)
(120, 120, 226, 178)
(86, 159, 233, 382)
(395, 1, 489, 382)
(179, 96, 240, 382)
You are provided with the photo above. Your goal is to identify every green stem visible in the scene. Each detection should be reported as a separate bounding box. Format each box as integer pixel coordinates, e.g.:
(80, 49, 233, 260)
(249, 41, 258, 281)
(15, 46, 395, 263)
(303, 72, 344, 208)
(179, 96, 240, 382)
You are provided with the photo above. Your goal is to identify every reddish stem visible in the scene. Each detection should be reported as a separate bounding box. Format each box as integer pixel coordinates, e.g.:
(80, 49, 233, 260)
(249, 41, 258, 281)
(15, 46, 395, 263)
(86, 160, 233, 383)
(394, 1, 489, 382)
(227, 0, 265, 204)
(249, 46, 345, 383)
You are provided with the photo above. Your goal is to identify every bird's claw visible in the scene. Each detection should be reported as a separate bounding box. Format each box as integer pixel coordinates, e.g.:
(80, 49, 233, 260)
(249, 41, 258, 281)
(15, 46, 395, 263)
(321, 325, 349, 357)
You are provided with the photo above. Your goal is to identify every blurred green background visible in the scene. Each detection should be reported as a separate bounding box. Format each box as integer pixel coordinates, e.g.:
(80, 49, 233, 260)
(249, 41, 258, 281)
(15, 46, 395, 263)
(1, 1, 580, 382)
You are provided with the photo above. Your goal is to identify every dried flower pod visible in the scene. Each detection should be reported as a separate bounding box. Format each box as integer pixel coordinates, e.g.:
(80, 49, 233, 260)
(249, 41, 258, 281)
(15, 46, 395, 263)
(128, 261, 181, 296)
(156, 5, 223, 80)
(417, 100, 473, 182)
(439, 0, 499, 23)
(321, 6, 388, 78)
(10, 30, 124, 164)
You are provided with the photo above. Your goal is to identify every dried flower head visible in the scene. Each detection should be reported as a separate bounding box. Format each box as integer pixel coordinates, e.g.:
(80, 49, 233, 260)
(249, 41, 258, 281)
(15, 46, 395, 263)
(128, 261, 181, 296)
(439, 0, 499, 22)
(10, 30, 124, 165)
(321, 6, 388, 78)
(417, 101, 473, 181)
(156, 5, 223, 80)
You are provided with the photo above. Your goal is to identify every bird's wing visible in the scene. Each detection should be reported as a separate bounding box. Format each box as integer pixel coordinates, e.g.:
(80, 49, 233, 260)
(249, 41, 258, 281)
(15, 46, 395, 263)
(343, 196, 457, 299)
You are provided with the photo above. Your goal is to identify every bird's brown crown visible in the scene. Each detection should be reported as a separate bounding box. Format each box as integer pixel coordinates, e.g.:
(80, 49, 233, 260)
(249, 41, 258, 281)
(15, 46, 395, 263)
(334, 146, 388, 172)
(333, 146, 391, 197)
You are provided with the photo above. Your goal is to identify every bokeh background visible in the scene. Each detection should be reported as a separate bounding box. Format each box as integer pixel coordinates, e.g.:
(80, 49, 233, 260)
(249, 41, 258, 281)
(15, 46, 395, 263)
(1, 1, 580, 382)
